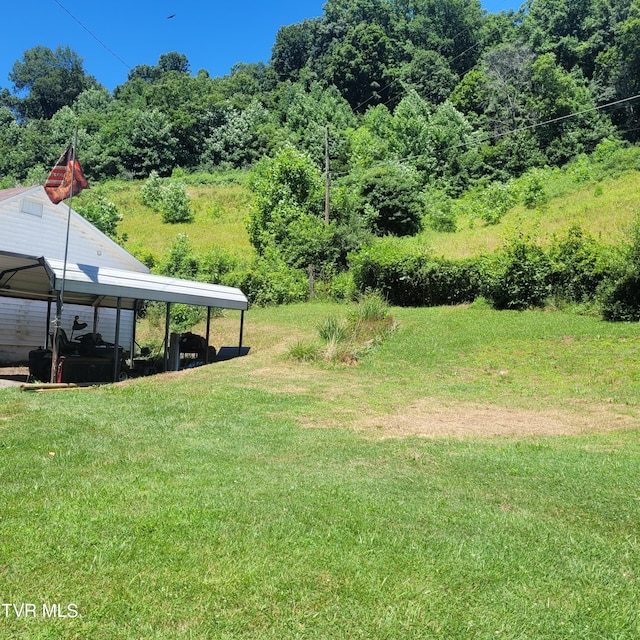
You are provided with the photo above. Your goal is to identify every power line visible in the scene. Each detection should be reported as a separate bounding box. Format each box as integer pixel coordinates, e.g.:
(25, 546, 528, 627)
(53, 0, 131, 71)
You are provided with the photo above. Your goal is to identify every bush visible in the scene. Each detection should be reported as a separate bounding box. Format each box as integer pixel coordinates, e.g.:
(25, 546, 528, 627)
(141, 170, 164, 208)
(223, 254, 308, 306)
(600, 272, 640, 321)
(76, 195, 125, 242)
(350, 238, 484, 307)
(488, 234, 551, 310)
(160, 181, 193, 224)
(158, 234, 199, 279)
(547, 225, 616, 303)
(142, 171, 194, 224)
(423, 189, 457, 232)
(357, 164, 424, 236)
(600, 218, 640, 321)
(519, 168, 549, 209)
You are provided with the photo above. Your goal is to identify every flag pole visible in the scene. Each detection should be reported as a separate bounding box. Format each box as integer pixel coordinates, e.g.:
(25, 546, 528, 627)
(59, 127, 79, 308)
(50, 128, 79, 382)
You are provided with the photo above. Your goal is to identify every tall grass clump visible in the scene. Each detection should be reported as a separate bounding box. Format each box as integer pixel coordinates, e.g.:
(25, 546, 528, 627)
(289, 292, 396, 364)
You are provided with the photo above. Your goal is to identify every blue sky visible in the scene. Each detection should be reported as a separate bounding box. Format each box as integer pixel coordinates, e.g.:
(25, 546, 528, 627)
(2, 0, 520, 93)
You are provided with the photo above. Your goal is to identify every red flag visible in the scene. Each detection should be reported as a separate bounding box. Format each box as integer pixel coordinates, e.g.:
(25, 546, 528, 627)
(44, 144, 88, 204)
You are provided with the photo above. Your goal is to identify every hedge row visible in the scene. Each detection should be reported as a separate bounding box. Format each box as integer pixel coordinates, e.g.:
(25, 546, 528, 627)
(349, 227, 639, 320)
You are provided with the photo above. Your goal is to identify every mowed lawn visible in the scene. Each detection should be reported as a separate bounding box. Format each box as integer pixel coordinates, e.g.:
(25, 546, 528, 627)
(1, 303, 639, 639)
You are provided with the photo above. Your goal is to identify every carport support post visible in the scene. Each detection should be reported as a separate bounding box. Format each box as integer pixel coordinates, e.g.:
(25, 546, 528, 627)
(205, 307, 212, 364)
(238, 310, 245, 357)
(45, 300, 52, 349)
(163, 302, 171, 372)
(112, 297, 122, 382)
(131, 300, 139, 368)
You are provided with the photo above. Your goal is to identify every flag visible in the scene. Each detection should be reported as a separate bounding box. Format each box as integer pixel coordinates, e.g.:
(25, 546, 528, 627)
(44, 144, 88, 204)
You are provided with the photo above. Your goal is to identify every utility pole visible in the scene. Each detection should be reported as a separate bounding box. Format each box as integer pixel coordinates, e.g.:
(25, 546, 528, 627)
(324, 125, 330, 225)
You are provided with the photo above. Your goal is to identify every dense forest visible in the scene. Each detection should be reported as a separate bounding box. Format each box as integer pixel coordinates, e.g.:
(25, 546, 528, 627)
(3, 0, 640, 318)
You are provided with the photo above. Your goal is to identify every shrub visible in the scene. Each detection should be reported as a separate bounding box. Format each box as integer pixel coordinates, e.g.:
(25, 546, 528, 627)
(600, 217, 640, 321)
(488, 234, 551, 310)
(223, 254, 308, 306)
(170, 304, 205, 333)
(76, 195, 125, 242)
(350, 239, 484, 307)
(158, 234, 199, 279)
(142, 171, 194, 224)
(423, 189, 457, 232)
(547, 225, 616, 303)
(160, 181, 193, 223)
(141, 170, 164, 208)
(519, 168, 549, 209)
(357, 164, 424, 236)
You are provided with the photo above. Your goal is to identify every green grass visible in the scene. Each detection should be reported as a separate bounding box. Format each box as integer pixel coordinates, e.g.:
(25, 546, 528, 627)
(75, 177, 254, 263)
(423, 170, 640, 258)
(1, 304, 639, 638)
(75, 166, 640, 267)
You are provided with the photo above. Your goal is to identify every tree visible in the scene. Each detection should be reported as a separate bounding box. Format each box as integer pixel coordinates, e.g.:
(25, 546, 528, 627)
(9, 46, 98, 120)
(271, 20, 320, 82)
(326, 22, 394, 110)
(399, 49, 459, 105)
(247, 147, 324, 254)
(202, 100, 273, 168)
(277, 81, 356, 167)
(357, 163, 424, 236)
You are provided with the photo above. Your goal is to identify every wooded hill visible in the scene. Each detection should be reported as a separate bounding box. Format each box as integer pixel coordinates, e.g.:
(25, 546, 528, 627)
(3, 0, 640, 319)
(2, 0, 639, 186)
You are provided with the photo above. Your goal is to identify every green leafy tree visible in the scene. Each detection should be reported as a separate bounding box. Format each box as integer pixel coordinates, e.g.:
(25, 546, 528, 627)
(8, 46, 99, 120)
(326, 22, 394, 110)
(121, 108, 178, 178)
(271, 20, 320, 81)
(399, 49, 459, 105)
(202, 101, 273, 168)
(247, 147, 324, 255)
(277, 81, 356, 167)
(357, 163, 424, 236)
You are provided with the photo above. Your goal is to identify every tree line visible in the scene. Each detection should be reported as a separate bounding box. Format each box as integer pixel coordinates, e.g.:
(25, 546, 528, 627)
(1, 0, 639, 187)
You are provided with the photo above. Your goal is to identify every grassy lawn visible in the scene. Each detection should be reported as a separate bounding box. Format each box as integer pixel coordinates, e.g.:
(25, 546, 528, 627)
(1, 303, 639, 638)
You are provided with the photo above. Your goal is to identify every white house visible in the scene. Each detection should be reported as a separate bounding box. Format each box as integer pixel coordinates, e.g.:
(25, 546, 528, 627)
(0, 185, 149, 362)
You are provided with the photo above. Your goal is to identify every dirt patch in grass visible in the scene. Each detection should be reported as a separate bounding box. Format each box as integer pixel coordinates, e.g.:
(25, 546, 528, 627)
(357, 398, 639, 439)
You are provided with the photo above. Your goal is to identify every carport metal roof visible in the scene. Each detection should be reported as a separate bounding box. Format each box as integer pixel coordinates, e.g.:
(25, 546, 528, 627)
(0, 250, 248, 311)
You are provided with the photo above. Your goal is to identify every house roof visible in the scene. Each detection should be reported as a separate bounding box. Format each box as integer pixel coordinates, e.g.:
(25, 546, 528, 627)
(0, 251, 248, 311)
(0, 186, 149, 274)
(0, 186, 33, 203)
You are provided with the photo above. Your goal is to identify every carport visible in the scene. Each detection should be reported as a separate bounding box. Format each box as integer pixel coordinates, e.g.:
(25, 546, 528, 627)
(0, 250, 248, 382)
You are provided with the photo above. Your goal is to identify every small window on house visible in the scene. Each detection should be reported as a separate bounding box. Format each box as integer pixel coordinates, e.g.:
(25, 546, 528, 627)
(20, 199, 43, 217)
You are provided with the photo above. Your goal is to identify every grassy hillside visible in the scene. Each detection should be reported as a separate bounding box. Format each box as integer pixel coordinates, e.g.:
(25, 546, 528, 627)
(77, 174, 255, 263)
(424, 169, 640, 259)
(78, 165, 640, 268)
(1, 303, 639, 638)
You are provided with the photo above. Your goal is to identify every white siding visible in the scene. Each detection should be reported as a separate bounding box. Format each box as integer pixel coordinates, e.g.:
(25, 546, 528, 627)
(0, 187, 148, 271)
(0, 296, 135, 362)
(0, 186, 143, 363)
